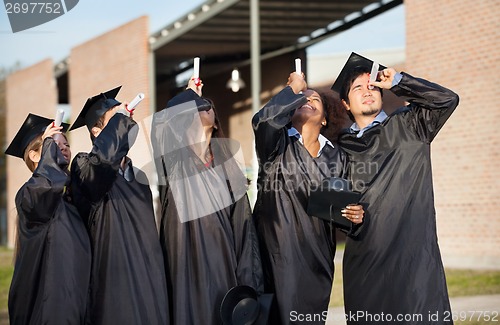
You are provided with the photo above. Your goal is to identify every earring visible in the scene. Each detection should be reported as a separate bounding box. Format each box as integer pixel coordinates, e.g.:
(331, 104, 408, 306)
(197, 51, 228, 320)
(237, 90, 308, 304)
(322, 121, 326, 126)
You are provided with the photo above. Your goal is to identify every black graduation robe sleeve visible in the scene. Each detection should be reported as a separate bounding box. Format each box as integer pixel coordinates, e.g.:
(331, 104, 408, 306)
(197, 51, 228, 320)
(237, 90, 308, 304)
(391, 72, 460, 143)
(252, 86, 306, 164)
(17, 137, 68, 224)
(230, 195, 264, 294)
(71, 113, 137, 215)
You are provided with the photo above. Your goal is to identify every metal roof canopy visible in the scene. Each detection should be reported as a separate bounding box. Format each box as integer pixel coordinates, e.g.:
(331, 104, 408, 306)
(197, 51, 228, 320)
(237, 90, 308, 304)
(150, 0, 403, 81)
(53, 0, 402, 105)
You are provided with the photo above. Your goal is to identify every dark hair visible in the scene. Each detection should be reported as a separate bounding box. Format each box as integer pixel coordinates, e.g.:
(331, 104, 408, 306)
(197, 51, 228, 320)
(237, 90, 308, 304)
(339, 66, 383, 122)
(340, 66, 384, 103)
(201, 97, 224, 139)
(311, 88, 348, 143)
(200, 97, 251, 185)
(90, 105, 119, 142)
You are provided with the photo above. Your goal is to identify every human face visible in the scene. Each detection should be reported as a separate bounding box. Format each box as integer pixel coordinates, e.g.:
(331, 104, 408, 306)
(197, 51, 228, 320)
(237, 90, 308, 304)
(53, 133, 71, 163)
(291, 89, 326, 129)
(343, 73, 382, 118)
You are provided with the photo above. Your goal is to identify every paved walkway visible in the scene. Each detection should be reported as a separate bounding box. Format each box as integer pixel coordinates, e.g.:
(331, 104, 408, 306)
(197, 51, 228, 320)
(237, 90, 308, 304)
(326, 294, 500, 325)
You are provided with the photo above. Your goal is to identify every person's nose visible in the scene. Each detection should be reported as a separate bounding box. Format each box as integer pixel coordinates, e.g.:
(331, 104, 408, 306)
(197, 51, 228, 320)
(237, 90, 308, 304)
(363, 88, 373, 97)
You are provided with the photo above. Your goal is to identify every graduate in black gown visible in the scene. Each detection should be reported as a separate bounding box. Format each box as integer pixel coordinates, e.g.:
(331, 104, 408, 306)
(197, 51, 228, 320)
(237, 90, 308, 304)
(332, 53, 459, 324)
(69, 87, 169, 325)
(6, 114, 91, 324)
(151, 77, 263, 325)
(252, 72, 364, 325)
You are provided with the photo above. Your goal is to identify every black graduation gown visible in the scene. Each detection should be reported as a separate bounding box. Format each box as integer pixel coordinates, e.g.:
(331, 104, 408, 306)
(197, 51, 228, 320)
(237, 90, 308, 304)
(338, 73, 459, 325)
(71, 114, 169, 325)
(152, 91, 263, 325)
(252, 86, 346, 325)
(9, 138, 91, 325)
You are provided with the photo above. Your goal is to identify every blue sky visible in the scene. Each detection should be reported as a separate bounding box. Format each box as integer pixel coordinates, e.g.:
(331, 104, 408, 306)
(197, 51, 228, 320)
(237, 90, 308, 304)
(0, 1, 404, 69)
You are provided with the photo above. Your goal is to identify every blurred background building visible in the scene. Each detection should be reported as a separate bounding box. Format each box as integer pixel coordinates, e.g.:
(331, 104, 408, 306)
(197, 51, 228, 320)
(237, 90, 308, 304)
(1, 0, 499, 269)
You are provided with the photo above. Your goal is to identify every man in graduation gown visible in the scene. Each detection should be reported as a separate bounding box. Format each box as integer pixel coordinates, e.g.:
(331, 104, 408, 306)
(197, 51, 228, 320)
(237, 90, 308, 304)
(151, 77, 263, 325)
(252, 72, 364, 324)
(69, 87, 169, 325)
(6, 114, 91, 324)
(333, 52, 459, 324)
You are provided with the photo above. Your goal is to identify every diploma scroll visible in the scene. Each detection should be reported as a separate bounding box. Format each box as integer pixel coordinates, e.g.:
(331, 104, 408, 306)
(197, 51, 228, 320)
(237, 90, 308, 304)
(295, 58, 302, 75)
(54, 109, 64, 127)
(193, 57, 201, 86)
(128, 93, 145, 111)
(370, 62, 379, 83)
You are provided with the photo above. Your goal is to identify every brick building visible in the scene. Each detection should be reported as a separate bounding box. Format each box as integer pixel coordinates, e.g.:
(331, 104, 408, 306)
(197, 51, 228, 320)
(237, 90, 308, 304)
(3, 0, 499, 269)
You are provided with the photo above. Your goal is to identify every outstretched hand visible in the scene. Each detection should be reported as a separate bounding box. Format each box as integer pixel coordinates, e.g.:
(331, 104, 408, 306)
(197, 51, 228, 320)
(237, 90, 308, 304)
(113, 102, 133, 119)
(287, 72, 307, 94)
(187, 76, 204, 96)
(42, 122, 63, 140)
(369, 68, 398, 90)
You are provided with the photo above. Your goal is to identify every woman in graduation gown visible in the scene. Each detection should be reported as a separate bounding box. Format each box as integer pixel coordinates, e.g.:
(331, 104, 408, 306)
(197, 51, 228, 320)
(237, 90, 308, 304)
(69, 87, 169, 325)
(6, 114, 91, 324)
(252, 72, 364, 324)
(151, 77, 263, 325)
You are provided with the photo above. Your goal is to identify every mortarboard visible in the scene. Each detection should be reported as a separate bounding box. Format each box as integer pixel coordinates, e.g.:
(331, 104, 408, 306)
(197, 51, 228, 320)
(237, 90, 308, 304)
(307, 177, 361, 230)
(330, 52, 386, 100)
(5, 113, 70, 159)
(220, 285, 273, 325)
(166, 89, 212, 111)
(68, 86, 122, 132)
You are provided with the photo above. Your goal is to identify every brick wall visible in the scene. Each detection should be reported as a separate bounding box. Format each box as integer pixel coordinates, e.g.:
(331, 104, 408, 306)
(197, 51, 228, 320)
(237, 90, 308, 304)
(406, 0, 500, 268)
(5, 59, 58, 247)
(68, 16, 153, 187)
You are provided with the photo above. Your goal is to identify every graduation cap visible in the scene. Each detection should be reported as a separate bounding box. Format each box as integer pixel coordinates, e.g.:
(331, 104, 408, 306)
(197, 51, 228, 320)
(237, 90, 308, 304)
(307, 177, 361, 231)
(5, 113, 70, 159)
(220, 286, 273, 325)
(331, 52, 386, 101)
(166, 89, 212, 111)
(68, 86, 122, 131)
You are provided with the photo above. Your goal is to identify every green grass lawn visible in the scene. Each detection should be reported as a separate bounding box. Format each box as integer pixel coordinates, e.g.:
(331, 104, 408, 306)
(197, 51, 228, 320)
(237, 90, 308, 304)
(330, 263, 500, 308)
(0, 247, 13, 324)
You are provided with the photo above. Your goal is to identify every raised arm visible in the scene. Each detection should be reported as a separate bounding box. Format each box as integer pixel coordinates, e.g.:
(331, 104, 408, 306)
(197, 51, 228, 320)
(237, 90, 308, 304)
(16, 138, 69, 224)
(252, 73, 307, 163)
(71, 113, 138, 204)
(372, 69, 459, 142)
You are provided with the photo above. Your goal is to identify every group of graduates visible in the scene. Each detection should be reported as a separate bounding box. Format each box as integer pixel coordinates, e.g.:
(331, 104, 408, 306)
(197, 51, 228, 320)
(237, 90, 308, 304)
(5, 52, 459, 325)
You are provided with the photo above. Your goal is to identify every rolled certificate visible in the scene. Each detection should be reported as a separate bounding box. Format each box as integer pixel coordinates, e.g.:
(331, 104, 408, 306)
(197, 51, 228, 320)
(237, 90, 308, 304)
(295, 58, 302, 75)
(193, 57, 201, 86)
(128, 93, 145, 111)
(369, 62, 379, 83)
(54, 109, 64, 127)
(193, 57, 200, 79)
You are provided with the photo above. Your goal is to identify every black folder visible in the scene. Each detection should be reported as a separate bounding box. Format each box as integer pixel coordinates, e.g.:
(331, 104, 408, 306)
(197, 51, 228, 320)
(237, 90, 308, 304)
(307, 177, 361, 230)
